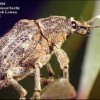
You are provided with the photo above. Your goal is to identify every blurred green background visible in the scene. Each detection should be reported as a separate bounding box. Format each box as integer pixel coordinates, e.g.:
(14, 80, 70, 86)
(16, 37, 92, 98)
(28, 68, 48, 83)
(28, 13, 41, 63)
(0, 0, 100, 99)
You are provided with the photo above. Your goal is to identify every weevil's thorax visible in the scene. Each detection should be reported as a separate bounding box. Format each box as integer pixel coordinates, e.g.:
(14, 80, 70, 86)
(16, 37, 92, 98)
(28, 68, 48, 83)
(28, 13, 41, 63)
(36, 16, 72, 48)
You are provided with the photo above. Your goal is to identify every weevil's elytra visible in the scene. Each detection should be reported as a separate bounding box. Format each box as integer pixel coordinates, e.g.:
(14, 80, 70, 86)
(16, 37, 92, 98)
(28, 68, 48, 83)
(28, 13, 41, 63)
(0, 15, 100, 99)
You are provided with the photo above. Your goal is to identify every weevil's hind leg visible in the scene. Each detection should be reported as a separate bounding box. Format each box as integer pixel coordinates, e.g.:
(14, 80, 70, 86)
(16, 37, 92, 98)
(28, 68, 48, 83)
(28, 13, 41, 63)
(6, 67, 34, 100)
(8, 78, 27, 100)
(45, 62, 55, 82)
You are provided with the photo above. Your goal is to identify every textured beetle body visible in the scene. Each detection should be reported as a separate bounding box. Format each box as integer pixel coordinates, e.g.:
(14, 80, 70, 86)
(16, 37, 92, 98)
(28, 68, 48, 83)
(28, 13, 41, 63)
(0, 16, 71, 81)
(0, 15, 94, 99)
(0, 16, 72, 99)
(0, 19, 48, 79)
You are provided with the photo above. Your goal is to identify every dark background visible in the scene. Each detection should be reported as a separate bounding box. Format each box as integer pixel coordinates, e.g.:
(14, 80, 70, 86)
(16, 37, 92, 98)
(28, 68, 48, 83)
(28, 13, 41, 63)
(0, 0, 99, 99)
(0, 0, 47, 37)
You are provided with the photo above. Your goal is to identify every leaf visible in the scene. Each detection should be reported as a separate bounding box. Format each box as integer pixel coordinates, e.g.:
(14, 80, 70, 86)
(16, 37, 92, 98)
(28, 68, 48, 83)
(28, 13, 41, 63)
(77, 1, 100, 99)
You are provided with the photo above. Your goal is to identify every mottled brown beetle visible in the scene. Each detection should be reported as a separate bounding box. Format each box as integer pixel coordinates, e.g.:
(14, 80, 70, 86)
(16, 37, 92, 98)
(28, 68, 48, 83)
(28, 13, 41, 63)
(0, 15, 100, 99)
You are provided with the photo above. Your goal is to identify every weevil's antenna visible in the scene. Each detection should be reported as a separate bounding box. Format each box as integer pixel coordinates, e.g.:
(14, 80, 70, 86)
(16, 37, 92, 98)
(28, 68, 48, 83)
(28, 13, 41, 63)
(87, 15, 100, 23)
(90, 25, 100, 28)
(80, 16, 85, 22)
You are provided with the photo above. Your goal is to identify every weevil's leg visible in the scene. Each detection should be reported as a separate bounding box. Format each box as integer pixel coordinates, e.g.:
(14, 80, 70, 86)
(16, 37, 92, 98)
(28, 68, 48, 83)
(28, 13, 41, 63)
(33, 63, 41, 99)
(9, 79, 27, 100)
(54, 46, 69, 81)
(6, 67, 35, 100)
(32, 54, 51, 99)
(7, 69, 27, 100)
(30, 62, 55, 79)
(29, 71, 53, 86)
(40, 77, 50, 85)
(0, 80, 6, 89)
(45, 62, 55, 82)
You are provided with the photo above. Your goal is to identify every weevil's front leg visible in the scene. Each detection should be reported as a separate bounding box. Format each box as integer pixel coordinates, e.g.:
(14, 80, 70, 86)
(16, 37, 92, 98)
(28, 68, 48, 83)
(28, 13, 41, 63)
(54, 46, 70, 81)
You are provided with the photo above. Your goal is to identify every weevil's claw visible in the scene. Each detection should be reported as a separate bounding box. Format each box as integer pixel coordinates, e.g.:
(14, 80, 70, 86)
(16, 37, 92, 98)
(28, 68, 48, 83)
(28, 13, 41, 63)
(19, 96, 26, 100)
(41, 77, 55, 85)
(63, 67, 69, 81)
(31, 91, 40, 99)
(41, 77, 49, 85)
(48, 76, 55, 82)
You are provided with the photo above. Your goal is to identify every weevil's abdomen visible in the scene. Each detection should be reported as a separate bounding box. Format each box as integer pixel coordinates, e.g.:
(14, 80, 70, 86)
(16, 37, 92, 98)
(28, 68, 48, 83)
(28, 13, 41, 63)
(0, 19, 46, 80)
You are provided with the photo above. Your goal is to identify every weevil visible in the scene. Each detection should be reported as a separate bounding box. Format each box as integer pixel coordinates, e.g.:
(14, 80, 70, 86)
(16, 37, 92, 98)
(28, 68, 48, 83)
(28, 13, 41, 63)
(0, 15, 100, 99)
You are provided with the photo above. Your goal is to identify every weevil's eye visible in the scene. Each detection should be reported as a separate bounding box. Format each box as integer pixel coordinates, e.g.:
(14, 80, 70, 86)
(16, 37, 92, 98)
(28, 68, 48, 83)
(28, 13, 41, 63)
(72, 21, 78, 29)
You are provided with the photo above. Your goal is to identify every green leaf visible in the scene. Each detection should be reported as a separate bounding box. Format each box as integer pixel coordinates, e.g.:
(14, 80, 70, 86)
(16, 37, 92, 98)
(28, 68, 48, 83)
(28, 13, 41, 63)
(77, 1, 100, 99)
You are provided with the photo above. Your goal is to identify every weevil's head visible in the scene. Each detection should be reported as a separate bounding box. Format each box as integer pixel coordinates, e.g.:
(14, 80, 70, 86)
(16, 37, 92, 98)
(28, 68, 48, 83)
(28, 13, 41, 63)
(70, 17, 91, 35)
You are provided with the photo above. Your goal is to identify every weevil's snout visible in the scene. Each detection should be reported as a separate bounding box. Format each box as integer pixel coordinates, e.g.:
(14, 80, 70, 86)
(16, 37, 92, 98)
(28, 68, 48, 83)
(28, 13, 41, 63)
(70, 17, 90, 35)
